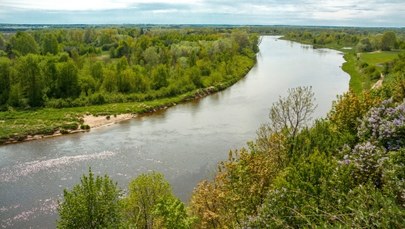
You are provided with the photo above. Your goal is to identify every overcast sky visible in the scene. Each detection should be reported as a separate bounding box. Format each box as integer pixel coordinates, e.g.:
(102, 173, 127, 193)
(0, 0, 404, 26)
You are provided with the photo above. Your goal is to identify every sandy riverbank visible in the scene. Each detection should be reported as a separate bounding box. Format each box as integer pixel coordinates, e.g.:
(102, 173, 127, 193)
(82, 114, 135, 129)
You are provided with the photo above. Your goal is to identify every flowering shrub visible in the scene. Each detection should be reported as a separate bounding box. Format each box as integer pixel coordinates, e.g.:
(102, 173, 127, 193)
(357, 99, 405, 150)
(349, 142, 386, 186)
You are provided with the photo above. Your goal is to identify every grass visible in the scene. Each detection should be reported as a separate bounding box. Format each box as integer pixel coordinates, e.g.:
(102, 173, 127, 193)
(359, 51, 399, 70)
(0, 91, 192, 143)
(341, 53, 364, 94)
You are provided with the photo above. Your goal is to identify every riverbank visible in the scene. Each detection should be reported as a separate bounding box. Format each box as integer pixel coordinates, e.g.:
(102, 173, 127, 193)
(280, 37, 401, 95)
(0, 69, 251, 145)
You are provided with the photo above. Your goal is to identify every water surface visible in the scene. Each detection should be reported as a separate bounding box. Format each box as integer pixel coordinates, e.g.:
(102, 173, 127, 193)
(0, 36, 349, 228)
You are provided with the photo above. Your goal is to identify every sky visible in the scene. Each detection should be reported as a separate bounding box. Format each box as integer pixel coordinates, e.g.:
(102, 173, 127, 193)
(0, 0, 404, 27)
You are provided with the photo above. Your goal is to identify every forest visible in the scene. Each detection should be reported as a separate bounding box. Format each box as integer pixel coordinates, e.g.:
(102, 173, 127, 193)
(53, 27, 405, 228)
(0, 27, 259, 143)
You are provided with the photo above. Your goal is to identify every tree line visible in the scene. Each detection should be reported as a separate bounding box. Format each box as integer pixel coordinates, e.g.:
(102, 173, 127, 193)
(0, 28, 259, 109)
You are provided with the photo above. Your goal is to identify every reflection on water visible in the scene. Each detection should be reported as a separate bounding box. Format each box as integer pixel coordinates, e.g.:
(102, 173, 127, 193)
(0, 36, 349, 228)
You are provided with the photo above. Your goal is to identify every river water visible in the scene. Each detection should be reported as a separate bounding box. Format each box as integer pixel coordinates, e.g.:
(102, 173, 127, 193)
(0, 36, 349, 228)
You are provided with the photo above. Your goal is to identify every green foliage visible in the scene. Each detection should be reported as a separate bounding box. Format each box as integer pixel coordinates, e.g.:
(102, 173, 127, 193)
(10, 32, 40, 56)
(17, 54, 44, 107)
(123, 172, 173, 228)
(58, 60, 80, 98)
(0, 58, 11, 106)
(381, 31, 397, 51)
(57, 168, 122, 229)
(153, 196, 195, 229)
(41, 33, 59, 55)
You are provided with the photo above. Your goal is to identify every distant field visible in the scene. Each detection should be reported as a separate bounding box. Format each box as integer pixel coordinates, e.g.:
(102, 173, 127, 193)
(359, 51, 399, 69)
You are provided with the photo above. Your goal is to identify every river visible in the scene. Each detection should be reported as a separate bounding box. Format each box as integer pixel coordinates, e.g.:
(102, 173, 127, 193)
(0, 36, 349, 228)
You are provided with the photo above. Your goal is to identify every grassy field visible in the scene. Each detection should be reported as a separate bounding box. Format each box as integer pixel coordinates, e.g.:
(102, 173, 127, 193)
(359, 51, 399, 66)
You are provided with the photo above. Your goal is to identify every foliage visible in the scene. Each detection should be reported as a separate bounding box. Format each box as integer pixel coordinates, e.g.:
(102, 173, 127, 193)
(357, 99, 405, 150)
(57, 168, 122, 229)
(381, 31, 397, 51)
(153, 196, 195, 229)
(0, 28, 258, 110)
(328, 90, 379, 136)
(268, 86, 316, 158)
(0, 27, 258, 142)
(123, 172, 178, 229)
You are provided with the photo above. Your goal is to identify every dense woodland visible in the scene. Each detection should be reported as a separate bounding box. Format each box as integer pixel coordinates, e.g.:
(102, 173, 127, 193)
(53, 27, 405, 228)
(0, 28, 258, 109)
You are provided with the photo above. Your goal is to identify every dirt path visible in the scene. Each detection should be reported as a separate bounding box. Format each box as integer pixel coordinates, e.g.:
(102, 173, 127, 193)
(371, 73, 384, 90)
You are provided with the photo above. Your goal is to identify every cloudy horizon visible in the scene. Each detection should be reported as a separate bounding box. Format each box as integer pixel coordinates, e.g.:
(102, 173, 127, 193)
(0, 0, 404, 27)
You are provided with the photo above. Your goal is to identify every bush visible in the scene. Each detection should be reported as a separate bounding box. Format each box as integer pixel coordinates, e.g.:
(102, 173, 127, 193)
(80, 124, 90, 130)
(57, 169, 122, 228)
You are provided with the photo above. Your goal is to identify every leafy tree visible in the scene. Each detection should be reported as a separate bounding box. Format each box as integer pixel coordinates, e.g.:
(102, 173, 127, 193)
(123, 172, 173, 229)
(0, 58, 11, 106)
(143, 46, 160, 66)
(40, 57, 59, 98)
(10, 32, 39, 56)
(57, 60, 80, 98)
(328, 91, 379, 136)
(17, 54, 44, 106)
(356, 38, 372, 52)
(381, 31, 397, 51)
(0, 33, 5, 50)
(151, 64, 169, 90)
(41, 33, 59, 55)
(153, 196, 195, 229)
(57, 169, 123, 229)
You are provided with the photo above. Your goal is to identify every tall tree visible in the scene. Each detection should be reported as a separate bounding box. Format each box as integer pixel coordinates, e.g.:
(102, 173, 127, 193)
(123, 172, 172, 229)
(381, 31, 397, 51)
(0, 58, 11, 105)
(17, 54, 43, 107)
(57, 60, 80, 98)
(41, 33, 59, 55)
(10, 32, 40, 56)
(151, 64, 169, 90)
(57, 169, 122, 229)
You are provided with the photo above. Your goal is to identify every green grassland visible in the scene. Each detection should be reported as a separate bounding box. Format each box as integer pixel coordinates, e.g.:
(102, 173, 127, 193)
(359, 51, 399, 70)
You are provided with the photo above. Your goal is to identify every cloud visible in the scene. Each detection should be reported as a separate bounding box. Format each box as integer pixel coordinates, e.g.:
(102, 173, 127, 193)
(0, 0, 404, 26)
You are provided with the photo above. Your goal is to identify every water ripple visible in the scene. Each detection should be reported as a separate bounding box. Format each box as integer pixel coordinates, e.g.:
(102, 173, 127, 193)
(0, 151, 117, 183)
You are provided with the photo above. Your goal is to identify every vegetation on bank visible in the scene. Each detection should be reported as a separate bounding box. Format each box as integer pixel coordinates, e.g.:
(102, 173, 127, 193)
(58, 84, 405, 228)
(0, 28, 258, 143)
(281, 29, 405, 94)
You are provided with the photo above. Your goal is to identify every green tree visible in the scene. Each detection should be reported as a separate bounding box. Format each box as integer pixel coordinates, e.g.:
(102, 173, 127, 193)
(151, 64, 169, 90)
(57, 169, 122, 229)
(10, 32, 39, 56)
(57, 60, 80, 98)
(40, 57, 58, 98)
(41, 33, 59, 55)
(123, 172, 172, 229)
(153, 196, 195, 229)
(381, 31, 397, 51)
(17, 54, 44, 107)
(0, 58, 11, 106)
(356, 38, 372, 52)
